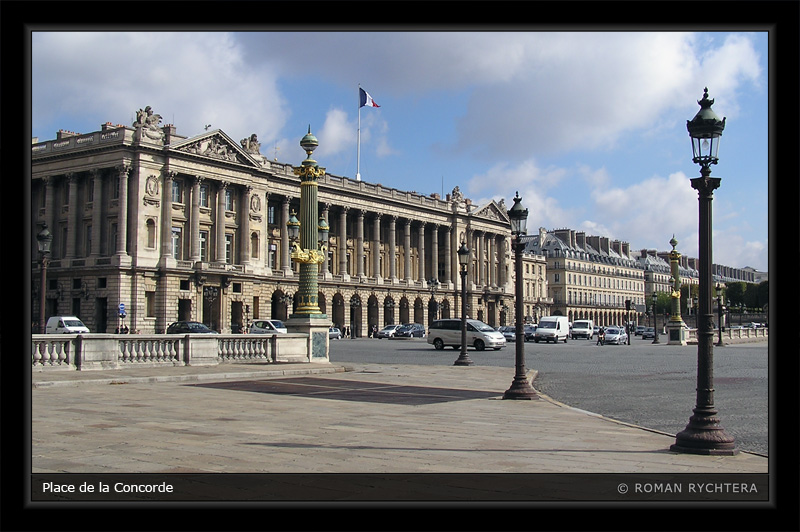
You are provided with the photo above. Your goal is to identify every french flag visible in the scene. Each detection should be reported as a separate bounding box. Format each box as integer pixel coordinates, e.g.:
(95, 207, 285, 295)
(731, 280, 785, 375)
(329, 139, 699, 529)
(359, 87, 380, 108)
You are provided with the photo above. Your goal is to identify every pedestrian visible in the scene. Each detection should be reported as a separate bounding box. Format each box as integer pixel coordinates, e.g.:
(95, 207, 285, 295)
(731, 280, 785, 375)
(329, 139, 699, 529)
(596, 326, 605, 345)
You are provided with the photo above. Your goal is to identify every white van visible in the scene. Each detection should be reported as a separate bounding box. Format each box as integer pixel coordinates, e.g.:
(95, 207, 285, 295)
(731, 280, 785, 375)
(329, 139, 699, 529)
(570, 319, 594, 340)
(534, 316, 570, 343)
(427, 319, 506, 351)
(45, 316, 89, 334)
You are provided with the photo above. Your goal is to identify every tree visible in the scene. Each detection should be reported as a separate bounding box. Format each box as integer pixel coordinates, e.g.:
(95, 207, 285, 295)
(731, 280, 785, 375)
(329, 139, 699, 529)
(757, 280, 769, 308)
(725, 282, 746, 307)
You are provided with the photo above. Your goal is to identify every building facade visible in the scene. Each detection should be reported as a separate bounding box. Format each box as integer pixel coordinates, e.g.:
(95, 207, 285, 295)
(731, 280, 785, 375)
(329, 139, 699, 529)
(30, 110, 517, 335)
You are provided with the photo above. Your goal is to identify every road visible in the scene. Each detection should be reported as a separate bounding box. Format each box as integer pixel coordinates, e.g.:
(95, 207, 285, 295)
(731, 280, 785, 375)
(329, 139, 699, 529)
(329, 336, 769, 456)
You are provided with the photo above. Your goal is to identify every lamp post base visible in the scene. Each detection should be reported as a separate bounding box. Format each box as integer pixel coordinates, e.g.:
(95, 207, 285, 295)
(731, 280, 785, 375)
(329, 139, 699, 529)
(503, 375, 539, 400)
(671, 408, 738, 455)
(453, 353, 474, 366)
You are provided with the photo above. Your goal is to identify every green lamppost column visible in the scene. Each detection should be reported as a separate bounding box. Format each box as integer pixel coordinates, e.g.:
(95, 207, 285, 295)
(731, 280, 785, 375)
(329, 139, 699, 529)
(285, 126, 331, 362)
(666, 236, 688, 345)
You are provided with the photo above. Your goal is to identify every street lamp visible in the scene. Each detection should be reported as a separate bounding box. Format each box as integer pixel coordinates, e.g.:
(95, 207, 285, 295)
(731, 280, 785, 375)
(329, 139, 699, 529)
(36, 224, 53, 334)
(287, 126, 328, 317)
(453, 242, 474, 366)
(671, 88, 737, 455)
(714, 283, 725, 346)
(427, 277, 440, 321)
(503, 192, 538, 400)
(651, 291, 660, 344)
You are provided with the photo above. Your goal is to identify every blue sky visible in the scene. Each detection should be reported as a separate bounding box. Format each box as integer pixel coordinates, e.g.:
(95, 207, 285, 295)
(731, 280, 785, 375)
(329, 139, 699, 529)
(31, 31, 768, 272)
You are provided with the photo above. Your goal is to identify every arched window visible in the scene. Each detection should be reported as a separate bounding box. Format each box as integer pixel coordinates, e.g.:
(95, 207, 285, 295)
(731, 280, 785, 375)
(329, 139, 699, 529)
(146, 219, 156, 248)
(250, 232, 259, 259)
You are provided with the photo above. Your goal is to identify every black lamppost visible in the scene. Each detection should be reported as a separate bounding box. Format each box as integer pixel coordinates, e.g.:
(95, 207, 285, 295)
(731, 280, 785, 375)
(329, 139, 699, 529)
(651, 292, 660, 344)
(36, 224, 53, 334)
(454, 243, 474, 366)
(427, 277, 440, 322)
(715, 282, 725, 346)
(503, 193, 538, 400)
(671, 88, 737, 455)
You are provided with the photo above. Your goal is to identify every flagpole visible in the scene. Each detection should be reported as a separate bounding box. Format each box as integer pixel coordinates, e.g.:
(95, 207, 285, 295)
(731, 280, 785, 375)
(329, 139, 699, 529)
(357, 84, 362, 181)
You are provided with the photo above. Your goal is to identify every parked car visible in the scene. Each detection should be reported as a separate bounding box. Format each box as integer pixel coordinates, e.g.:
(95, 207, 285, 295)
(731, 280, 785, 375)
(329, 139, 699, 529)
(329, 327, 342, 340)
(268, 320, 288, 333)
(375, 324, 403, 339)
(524, 324, 537, 341)
(166, 321, 218, 334)
(427, 318, 506, 351)
(250, 320, 282, 334)
(394, 323, 426, 338)
(604, 326, 628, 345)
(498, 326, 516, 342)
(641, 327, 656, 339)
(45, 316, 89, 334)
(635, 325, 647, 336)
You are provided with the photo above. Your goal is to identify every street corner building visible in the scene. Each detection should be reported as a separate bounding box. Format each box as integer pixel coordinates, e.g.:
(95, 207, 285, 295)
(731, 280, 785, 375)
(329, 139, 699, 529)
(30, 108, 529, 336)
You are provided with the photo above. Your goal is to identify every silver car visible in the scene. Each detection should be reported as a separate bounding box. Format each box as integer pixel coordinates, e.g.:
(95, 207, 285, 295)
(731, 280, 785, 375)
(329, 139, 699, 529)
(604, 326, 628, 345)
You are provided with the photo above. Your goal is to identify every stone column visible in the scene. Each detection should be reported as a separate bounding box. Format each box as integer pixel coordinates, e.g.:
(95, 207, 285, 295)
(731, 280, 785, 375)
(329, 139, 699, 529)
(404, 219, 412, 281)
(65, 173, 78, 259)
(241, 186, 251, 266)
(43, 177, 55, 242)
(216, 181, 228, 262)
(161, 170, 175, 260)
(443, 226, 452, 284)
(417, 222, 426, 282)
(489, 234, 496, 287)
(321, 203, 331, 276)
(372, 213, 381, 279)
(478, 231, 486, 286)
(115, 166, 130, 257)
(430, 224, 439, 281)
(388, 215, 397, 281)
(190, 176, 202, 262)
(356, 210, 365, 278)
(281, 196, 291, 274)
(338, 206, 349, 278)
(90, 170, 103, 257)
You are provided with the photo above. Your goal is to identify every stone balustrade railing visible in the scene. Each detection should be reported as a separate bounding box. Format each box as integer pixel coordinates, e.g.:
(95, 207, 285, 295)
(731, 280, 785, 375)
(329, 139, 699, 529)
(686, 327, 768, 344)
(32, 333, 318, 371)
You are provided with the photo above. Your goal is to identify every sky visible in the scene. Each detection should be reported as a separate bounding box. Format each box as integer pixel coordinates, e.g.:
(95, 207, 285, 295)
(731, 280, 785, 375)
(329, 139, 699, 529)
(31, 31, 768, 272)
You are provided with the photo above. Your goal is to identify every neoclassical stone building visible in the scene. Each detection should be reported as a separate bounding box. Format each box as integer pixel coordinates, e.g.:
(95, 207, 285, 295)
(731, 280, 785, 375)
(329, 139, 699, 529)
(30, 108, 518, 335)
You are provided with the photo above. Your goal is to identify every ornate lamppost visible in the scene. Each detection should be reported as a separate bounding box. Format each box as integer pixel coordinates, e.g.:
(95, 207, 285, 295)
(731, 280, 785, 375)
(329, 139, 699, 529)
(427, 277, 440, 322)
(503, 193, 538, 400)
(671, 88, 737, 455)
(453, 242, 473, 366)
(651, 291, 660, 344)
(36, 224, 53, 334)
(285, 127, 331, 361)
(715, 283, 725, 346)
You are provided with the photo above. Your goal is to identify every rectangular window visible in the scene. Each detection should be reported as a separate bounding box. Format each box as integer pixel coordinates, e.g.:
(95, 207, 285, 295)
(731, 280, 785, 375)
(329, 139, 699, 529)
(199, 231, 208, 262)
(172, 227, 182, 259)
(225, 189, 234, 211)
(268, 244, 277, 269)
(172, 181, 182, 203)
(268, 204, 276, 225)
(86, 179, 94, 202)
(85, 225, 92, 257)
(225, 234, 234, 264)
(145, 291, 155, 317)
(199, 185, 209, 207)
(253, 296, 260, 319)
(110, 223, 118, 254)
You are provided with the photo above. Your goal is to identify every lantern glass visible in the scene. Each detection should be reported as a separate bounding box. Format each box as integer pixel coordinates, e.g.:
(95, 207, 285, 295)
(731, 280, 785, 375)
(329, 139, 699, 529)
(287, 211, 300, 241)
(507, 192, 529, 236)
(457, 243, 470, 267)
(317, 216, 329, 244)
(37, 225, 53, 255)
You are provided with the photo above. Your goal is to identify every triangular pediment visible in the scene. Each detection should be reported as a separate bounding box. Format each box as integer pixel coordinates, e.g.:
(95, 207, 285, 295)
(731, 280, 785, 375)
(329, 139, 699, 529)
(472, 200, 510, 222)
(170, 130, 267, 168)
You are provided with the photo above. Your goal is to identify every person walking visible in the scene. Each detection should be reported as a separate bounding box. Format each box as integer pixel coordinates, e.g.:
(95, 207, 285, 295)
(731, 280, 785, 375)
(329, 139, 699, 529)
(596, 326, 605, 346)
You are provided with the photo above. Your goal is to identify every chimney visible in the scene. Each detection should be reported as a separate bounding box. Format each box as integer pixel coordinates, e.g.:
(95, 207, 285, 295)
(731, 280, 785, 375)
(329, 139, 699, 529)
(576, 232, 586, 250)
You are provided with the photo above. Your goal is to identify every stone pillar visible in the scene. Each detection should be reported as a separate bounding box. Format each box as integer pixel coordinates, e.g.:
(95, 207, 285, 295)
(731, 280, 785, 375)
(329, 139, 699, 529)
(115, 166, 130, 258)
(281, 196, 291, 274)
(321, 203, 331, 277)
(489, 234, 496, 287)
(372, 213, 381, 280)
(404, 219, 412, 281)
(478, 231, 486, 286)
(161, 170, 175, 260)
(43, 177, 55, 243)
(65, 173, 78, 259)
(388, 215, 397, 281)
(338, 206, 349, 278)
(443, 226, 452, 284)
(417, 222, 426, 282)
(190, 176, 202, 262)
(216, 181, 228, 263)
(90, 170, 103, 257)
(241, 186, 251, 266)
(431, 224, 439, 281)
(356, 210, 365, 278)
